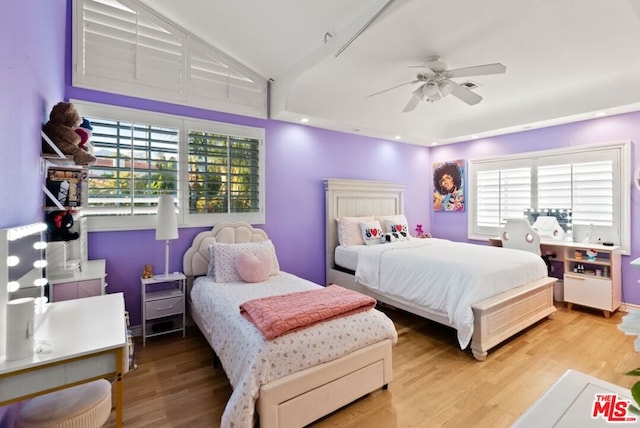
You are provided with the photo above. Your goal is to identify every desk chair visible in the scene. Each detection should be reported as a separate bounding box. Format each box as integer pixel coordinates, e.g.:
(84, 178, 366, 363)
(500, 218, 552, 275)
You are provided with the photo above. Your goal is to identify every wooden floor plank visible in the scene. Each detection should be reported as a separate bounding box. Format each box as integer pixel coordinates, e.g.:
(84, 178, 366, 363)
(105, 304, 640, 427)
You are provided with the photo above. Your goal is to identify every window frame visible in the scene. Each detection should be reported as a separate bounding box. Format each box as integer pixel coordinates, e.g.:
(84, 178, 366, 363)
(467, 141, 631, 254)
(72, 100, 266, 232)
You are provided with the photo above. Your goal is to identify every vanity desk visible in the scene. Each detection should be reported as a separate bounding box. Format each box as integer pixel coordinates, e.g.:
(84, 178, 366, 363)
(489, 238, 622, 317)
(0, 293, 127, 427)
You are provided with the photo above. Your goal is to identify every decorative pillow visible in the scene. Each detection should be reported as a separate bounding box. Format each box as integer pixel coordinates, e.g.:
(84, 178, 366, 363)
(359, 221, 383, 246)
(376, 215, 409, 232)
(211, 240, 280, 282)
(382, 218, 410, 241)
(337, 215, 373, 246)
(235, 251, 272, 283)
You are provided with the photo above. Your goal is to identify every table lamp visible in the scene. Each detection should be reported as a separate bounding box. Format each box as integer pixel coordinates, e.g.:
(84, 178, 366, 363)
(155, 195, 178, 278)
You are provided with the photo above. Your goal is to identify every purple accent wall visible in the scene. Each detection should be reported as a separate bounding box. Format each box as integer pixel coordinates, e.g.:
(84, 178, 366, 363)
(0, 0, 67, 229)
(0, 1, 67, 425)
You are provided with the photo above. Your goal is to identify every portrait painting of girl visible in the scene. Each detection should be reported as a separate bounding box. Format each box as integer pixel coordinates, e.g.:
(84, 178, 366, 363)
(433, 159, 464, 211)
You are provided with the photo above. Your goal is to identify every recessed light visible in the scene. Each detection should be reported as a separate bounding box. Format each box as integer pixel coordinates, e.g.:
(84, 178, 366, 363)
(394, 135, 402, 140)
(431, 142, 438, 146)
(300, 118, 309, 123)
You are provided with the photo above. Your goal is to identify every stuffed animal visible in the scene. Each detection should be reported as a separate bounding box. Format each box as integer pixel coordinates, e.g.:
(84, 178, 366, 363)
(43, 102, 96, 166)
(45, 210, 79, 241)
(74, 117, 95, 155)
(142, 264, 154, 279)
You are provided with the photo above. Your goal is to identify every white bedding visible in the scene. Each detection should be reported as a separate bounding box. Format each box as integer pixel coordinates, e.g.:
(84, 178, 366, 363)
(334, 244, 361, 270)
(354, 238, 548, 348)
(191, 272, 398, 428)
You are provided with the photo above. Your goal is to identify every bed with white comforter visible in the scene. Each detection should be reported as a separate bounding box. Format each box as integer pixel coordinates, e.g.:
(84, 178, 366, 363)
(325, 178, 557, 361)
(348, 238, 547, 348)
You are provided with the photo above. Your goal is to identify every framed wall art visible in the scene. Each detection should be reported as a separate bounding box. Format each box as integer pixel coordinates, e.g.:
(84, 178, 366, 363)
(433, 159, 464, 212)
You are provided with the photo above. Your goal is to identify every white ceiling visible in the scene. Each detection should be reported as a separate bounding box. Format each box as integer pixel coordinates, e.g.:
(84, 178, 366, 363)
(136, 0, 640, 146)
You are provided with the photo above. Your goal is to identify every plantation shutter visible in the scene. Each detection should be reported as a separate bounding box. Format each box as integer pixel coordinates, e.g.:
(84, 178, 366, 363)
(476, 167, 531, 228)
(85, 117, 179, 215)
(74, 0, 268, 118)
(76, 0, 185, 102)
(468, 141, 628, 252)
(187, 131, 260, 215)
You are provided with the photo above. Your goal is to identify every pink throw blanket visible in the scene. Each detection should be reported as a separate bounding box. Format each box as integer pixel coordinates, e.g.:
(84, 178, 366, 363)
(240, 284, 377, 340)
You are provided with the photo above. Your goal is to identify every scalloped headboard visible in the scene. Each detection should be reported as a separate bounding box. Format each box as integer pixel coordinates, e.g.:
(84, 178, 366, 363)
(182, 221, 268, 284)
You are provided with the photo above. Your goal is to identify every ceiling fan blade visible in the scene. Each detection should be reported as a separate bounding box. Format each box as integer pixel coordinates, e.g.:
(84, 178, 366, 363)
(402, 85, 424, 112)
(367, 79, 419, 98)
(447, 63, 506, 78)
(449, 82, 483, 105)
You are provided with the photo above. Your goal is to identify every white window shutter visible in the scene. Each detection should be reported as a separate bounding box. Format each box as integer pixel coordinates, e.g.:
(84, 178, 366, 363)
(74, 0, 267, 118)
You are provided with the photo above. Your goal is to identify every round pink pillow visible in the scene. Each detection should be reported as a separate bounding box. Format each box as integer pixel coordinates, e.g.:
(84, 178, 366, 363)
(235, 251, 272, 283)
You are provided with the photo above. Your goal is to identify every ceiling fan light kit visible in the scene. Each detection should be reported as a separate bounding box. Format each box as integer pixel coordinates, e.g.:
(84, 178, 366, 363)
(370, 55, 506, 112)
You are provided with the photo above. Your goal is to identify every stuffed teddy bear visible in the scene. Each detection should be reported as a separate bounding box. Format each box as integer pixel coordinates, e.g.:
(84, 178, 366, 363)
(142, 264, 154, 279)
(43, 102, 96, 166)
(74, 117, 95, 156)
(45, 210, 80, 241)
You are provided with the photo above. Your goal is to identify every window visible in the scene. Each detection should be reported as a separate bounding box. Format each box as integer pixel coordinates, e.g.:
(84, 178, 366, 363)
(74, 101, 265, 231)
(73, 0, 267, 119)
(468, 141, 630, 253)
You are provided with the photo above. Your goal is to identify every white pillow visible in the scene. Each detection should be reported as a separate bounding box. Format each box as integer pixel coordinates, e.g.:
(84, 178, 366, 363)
(210, 240, 280, 282)
(337, 215, 373, 246)
(359, 221, 383, 246)
(207, 238, 218, 277)
(381, 217, 410, 241)
(376, 214, 409, 233)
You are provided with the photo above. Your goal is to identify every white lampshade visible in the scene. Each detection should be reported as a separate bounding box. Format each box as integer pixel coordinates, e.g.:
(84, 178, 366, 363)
(156, 195, 178, 278)
(156, 195, 178, 241)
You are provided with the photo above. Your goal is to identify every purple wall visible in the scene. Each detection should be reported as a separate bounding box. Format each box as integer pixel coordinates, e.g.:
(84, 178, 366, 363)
(0, 0, 67, 229)
(0, 1, 67, 425)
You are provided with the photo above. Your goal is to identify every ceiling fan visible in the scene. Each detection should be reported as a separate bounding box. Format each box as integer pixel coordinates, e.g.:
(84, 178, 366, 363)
(368, 55, 506, 112)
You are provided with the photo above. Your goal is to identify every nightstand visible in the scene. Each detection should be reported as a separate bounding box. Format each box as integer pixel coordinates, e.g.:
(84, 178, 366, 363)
(141, 272, 186, 346)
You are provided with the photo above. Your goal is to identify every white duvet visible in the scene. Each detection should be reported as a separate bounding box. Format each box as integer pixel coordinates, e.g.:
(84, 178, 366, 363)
(354, 238, 547, 349)
(191, 272, 398, 428)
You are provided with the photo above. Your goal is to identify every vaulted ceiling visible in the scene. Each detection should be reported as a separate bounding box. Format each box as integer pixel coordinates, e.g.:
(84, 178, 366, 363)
(136, 0, 640, 146)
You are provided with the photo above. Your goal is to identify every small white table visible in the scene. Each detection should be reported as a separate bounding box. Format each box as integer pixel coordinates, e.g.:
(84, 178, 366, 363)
(141, 272, 186, 346)
(0, 293, 127, 428)
(514, 369, 637, 427)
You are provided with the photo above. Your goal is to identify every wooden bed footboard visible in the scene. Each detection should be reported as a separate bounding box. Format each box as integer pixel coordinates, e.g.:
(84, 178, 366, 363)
(470, 277, 557, 361)
(257, 339, 393, 428)
(329, 267, 557, 361)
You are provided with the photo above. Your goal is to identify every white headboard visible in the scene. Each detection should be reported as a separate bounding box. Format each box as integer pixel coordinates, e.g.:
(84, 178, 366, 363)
(324, 179, 406, 273)
(183, 221, 268, 287)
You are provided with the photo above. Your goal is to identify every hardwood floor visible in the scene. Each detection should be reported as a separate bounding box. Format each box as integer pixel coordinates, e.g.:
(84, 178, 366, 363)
(106, 303, 640, 427)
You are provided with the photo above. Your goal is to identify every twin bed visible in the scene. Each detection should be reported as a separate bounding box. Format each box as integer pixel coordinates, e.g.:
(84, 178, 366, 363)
(182, 221, 397, 428)
(181, 178, 557, 427)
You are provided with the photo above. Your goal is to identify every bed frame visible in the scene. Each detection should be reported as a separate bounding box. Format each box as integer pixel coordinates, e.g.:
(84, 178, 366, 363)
(183, 221, 393, 428)
(324, 178, 557, 361)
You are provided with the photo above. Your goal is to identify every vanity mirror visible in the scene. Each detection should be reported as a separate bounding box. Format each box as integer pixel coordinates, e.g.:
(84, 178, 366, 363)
(5, 223, 48, 299)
